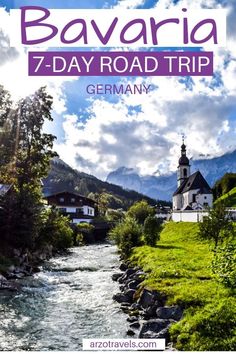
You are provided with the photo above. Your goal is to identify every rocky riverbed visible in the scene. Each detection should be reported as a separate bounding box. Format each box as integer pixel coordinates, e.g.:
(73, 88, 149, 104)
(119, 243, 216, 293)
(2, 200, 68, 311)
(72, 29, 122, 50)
(0, 245, 54, 291)
(112, 262, 183, 347)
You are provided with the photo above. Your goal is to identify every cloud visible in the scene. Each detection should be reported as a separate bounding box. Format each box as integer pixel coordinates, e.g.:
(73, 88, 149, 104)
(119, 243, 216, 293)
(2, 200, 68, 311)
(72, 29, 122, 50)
(0, 6, 77, 116)
(56, 0, 236, 180)
(2, 1, 236, 180)
(114, 0, 146, 8)
(56, 68, 236, 179)
(0, 30, 19, 66)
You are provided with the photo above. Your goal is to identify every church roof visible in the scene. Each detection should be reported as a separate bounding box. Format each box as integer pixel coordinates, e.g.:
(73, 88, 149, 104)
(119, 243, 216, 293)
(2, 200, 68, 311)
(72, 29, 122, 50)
(173, 179, 188, 196)
(173, 171, 212, 196)
(178, 143, 189, 166)
(178, 155, 189, 165)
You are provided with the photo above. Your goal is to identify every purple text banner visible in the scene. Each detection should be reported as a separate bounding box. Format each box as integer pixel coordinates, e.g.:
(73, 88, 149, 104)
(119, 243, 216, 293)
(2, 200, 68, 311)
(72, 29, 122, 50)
(28, 51, 213, 76)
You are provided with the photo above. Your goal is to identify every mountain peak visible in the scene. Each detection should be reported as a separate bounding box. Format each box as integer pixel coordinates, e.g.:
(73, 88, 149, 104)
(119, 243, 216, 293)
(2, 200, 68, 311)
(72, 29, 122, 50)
(106, 150, 236, 201)
(112, 166, 138, 175)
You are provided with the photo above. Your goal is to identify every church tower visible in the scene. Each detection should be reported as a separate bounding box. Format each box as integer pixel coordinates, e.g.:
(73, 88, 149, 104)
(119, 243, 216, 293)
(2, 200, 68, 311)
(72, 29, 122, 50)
(177, 137, 190, 187)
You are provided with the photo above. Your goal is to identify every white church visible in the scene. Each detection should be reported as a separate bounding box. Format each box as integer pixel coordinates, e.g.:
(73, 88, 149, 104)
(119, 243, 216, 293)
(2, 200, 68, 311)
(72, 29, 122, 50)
(172, 141, 213, 221)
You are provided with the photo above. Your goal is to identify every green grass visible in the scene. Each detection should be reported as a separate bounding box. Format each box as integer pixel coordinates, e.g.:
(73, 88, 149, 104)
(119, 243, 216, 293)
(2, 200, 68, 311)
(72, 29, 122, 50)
(215, 186, 236, 207)
(130, 222, 236, 350)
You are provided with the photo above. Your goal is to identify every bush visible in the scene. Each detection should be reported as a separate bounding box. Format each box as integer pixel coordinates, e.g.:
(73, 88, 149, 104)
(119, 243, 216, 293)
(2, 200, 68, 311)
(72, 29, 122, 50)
(39, 207, 73, 250)
(0, 185, 44, 249)
(109, 216, 142, 258)
(75, 223, 95, 243)
(170, 298, 236, 351)
(127, 200, 155, 225)
(143, 216, 162, 246)
(106, 208, 124, 222)
(76, 223, 94, 233)
(75, 233, 84, 246)
(212, 242, 236, 288)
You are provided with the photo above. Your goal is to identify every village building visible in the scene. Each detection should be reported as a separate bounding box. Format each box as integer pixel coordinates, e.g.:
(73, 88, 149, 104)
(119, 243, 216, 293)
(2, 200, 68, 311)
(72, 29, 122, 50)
(45, 191, 96, 224)
(172, 141, 213, 216)
(155, 205, 171, 220)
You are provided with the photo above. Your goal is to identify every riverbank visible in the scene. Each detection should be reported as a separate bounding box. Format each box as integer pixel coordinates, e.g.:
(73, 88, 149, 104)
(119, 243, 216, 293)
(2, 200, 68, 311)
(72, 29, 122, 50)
(112, 262, 181, 349)
(119, 222, 236, 351)
(0, 244, 62, 291)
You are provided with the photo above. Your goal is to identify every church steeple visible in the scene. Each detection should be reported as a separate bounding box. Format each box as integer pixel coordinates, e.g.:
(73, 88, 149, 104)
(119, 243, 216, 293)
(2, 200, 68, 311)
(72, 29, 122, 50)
(177, 136, 190, 187)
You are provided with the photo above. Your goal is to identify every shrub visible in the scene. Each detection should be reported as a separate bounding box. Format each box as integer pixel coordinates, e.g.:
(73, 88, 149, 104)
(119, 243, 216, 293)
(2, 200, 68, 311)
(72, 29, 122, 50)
(109, 216, 142, 258)
(106, 208, 124, 222)
(76, 223, 95, 243)
(108, 221, 124, 246)
(76, 223, 95, 232)
(143, 216, 162, 246)
(75, 233, 84, 246)
(0, 185, 44, 249)
(39, 207, 73, 250)
(170, 298, 236, 351)
(212, 242, 236, 288)
(127, 200, 155, 225)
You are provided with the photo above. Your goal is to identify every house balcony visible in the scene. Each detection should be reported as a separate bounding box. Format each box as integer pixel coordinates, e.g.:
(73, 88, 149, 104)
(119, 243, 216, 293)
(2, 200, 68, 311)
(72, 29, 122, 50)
(58, 210, 94, 220)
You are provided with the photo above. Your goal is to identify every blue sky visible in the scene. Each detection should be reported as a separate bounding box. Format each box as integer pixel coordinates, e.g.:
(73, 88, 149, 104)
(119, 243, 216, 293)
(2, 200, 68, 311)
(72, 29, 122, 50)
(1, 0, 117, 10)
(0, 0, 236, 180)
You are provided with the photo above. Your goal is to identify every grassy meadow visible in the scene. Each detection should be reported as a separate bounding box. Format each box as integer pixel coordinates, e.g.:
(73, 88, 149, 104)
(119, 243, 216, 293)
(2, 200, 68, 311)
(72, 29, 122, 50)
(130, 222, 236, 350)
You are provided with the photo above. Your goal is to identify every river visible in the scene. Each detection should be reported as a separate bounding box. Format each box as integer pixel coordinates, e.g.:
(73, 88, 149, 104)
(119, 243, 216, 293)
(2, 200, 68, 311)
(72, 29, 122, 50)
(0, 243, 128, 350)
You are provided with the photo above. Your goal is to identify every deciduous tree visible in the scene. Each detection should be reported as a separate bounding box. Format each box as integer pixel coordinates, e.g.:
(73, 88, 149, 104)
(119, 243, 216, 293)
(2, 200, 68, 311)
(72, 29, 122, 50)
(198, 202, 234, 249)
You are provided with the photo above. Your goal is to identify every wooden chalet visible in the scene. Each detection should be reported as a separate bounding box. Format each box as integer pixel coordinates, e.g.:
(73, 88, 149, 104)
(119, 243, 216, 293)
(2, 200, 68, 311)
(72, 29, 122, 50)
(45, 191, 96, 224)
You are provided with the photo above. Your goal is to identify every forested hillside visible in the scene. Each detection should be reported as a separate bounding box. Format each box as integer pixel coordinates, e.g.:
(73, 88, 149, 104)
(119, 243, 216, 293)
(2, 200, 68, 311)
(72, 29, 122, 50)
(213, 173, 236, 207)
(43, 158, 171, 210)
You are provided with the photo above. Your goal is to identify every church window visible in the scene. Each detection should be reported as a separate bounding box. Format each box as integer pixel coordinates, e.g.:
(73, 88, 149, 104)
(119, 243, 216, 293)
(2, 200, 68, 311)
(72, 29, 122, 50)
(192, 194, 196, 202)
(183, 168, 187, 177)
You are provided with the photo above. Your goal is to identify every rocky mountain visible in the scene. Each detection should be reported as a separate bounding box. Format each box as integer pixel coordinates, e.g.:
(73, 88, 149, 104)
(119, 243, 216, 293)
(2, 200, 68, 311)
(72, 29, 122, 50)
(43, 157, 167, 210)
(107, 150, 236, 201)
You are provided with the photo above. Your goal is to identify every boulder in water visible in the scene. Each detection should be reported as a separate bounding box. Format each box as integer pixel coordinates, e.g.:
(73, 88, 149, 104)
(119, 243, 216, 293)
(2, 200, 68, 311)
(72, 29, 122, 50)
(112, 273, 123, 281)
(139, 319, 174, 339)
(113, 293, 132, 303)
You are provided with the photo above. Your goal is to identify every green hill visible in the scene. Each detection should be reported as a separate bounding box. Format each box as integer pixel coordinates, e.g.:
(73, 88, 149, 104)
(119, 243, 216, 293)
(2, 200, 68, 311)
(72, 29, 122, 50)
(43, 158, 171, 210)
(213, 172, 236, 199)
(213, 172, 236, 207)
(215, 186, 236, 207)
(130, 222, 236, 351)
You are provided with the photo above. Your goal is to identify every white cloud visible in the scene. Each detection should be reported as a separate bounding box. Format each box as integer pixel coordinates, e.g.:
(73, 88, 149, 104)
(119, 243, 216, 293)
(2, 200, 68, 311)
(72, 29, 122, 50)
(0, 7, 77, 115)
(51, 0, 236, 179)
(56, 68, 236, 179)
(56, 0, 236, 179)
(114, 0, 145, 9)
(2, 2, 236, 180)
